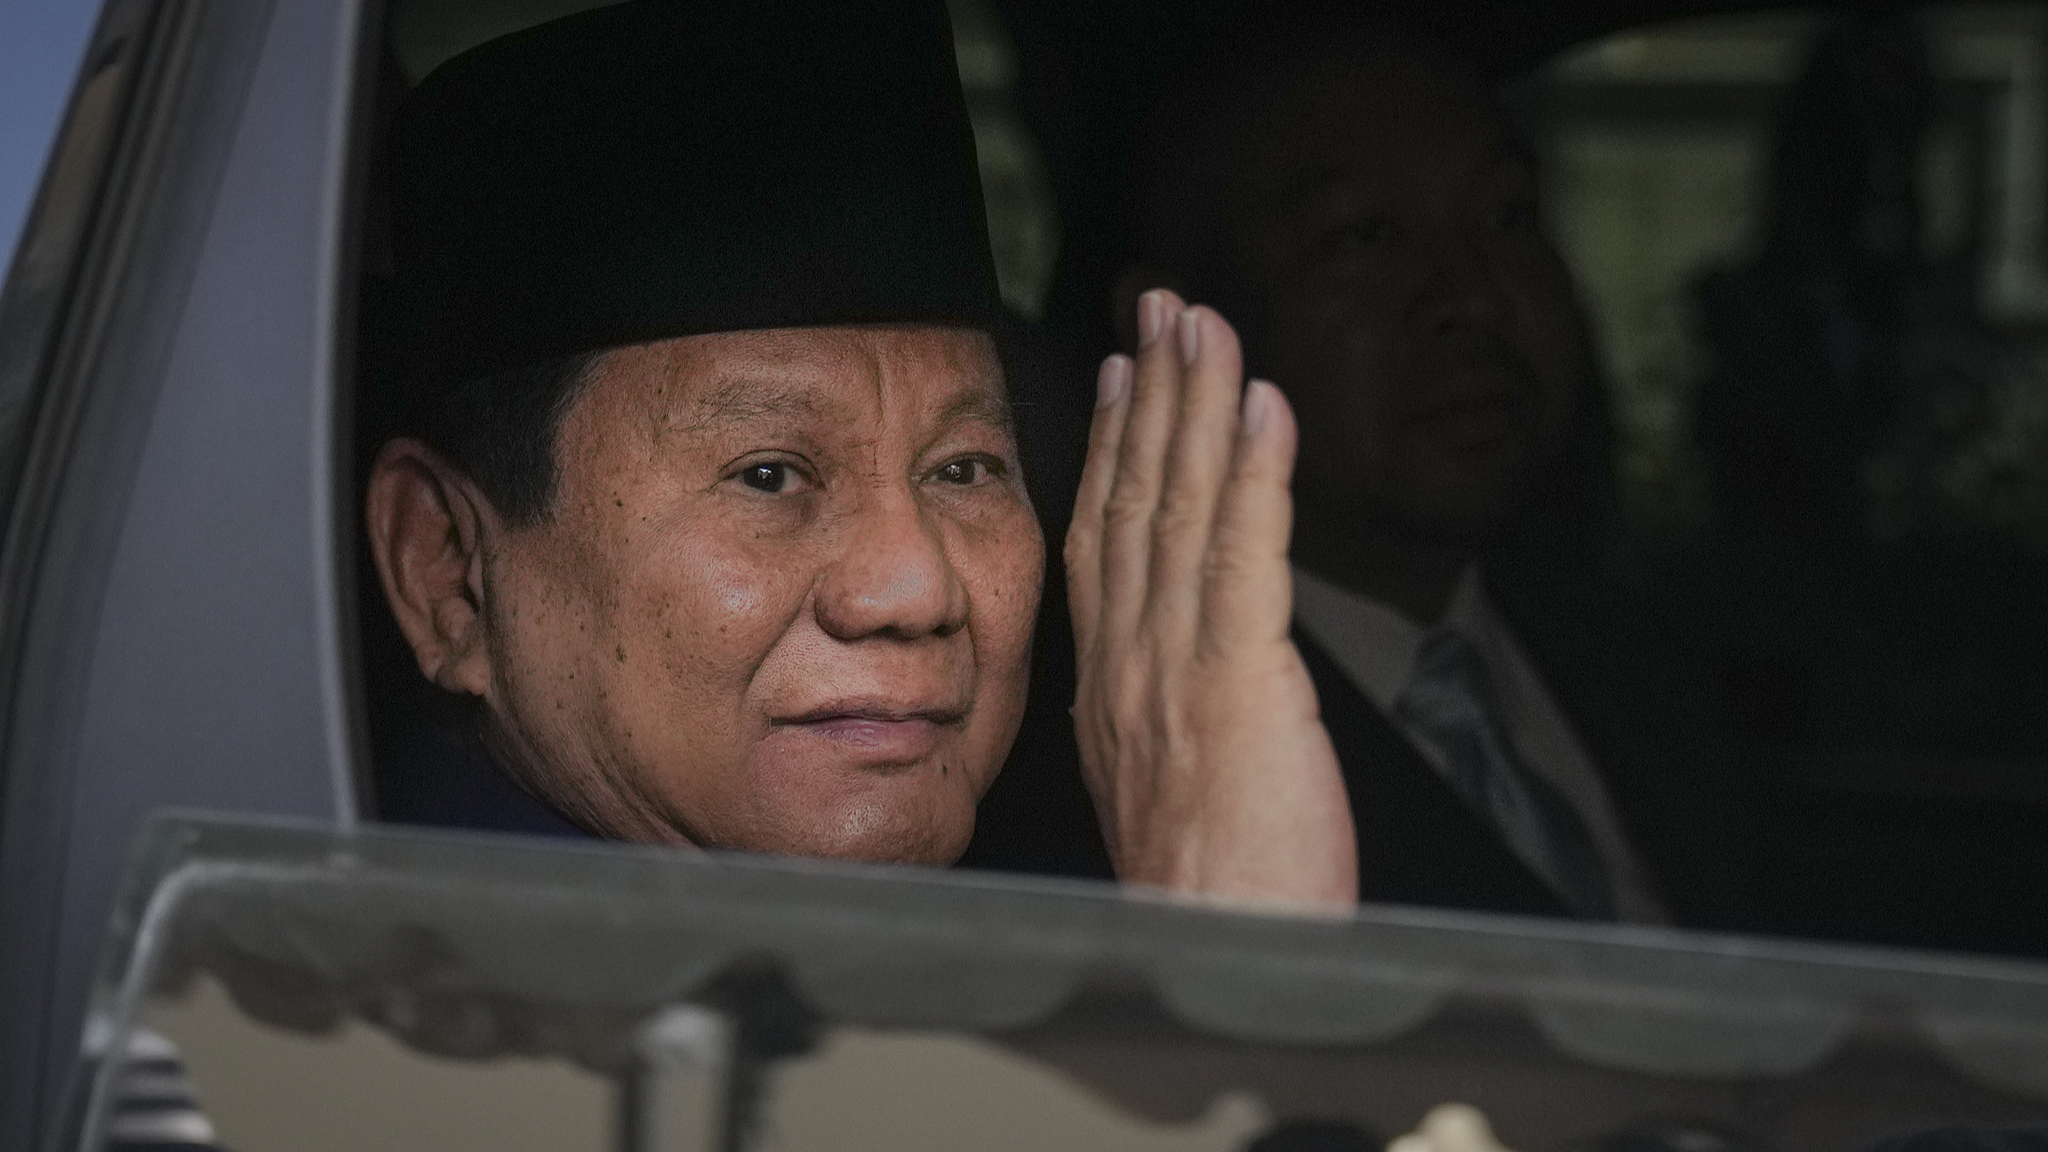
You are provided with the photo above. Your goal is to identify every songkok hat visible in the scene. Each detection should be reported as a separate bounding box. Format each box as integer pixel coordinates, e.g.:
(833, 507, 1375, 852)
(382, 0, 1001, 382)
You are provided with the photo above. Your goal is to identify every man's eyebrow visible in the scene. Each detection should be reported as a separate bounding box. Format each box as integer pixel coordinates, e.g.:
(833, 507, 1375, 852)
(935, 387, 1018, 434)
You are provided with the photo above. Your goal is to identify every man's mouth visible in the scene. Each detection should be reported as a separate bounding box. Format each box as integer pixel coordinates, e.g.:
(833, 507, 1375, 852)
(1409, 366, 1533, 449)
(773, 702, 966, 759)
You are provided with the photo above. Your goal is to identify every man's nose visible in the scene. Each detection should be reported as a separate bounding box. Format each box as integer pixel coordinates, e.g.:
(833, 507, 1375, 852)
(813, 489, 970, 641)
(1415, 228, 1512, 331)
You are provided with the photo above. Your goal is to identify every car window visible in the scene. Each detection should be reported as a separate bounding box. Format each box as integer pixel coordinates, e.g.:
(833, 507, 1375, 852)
(952, 0, 1062, 319)
(1518, 4, 2048, 540)
(1509, 4, 2048, 955)
(346, 0, 2048, 959)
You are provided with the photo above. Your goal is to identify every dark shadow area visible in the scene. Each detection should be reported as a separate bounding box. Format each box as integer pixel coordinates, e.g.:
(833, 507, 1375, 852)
(969, 0, 2048, 957)
(1668, 11, 2048, 955)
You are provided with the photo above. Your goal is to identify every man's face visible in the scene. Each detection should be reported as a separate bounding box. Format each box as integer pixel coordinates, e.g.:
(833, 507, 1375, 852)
(1230, 57, 1584, 544)
(478, 325, 1043, 865)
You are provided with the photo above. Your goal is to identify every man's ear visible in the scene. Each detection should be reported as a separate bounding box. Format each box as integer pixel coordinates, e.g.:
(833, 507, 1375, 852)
(365, 439, 498, 698)
(1113, 263, 1190, 353)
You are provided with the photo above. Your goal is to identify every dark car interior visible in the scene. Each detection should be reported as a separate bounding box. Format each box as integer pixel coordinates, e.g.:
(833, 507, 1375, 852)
(354, 0, 2048, 959)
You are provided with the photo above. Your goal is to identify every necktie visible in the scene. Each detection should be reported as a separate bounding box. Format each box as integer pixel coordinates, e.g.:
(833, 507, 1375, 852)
(1394, 628, 1617, 920)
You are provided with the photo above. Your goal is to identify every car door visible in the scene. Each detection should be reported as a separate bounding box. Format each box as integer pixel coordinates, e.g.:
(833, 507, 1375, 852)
(0, 1, 367, 1146)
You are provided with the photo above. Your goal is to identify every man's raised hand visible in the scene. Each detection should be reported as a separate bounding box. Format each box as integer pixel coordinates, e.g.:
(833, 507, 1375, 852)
(1066, 289, 1358, 908)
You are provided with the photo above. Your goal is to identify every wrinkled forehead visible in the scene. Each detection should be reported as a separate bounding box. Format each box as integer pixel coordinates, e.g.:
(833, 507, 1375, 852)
(581, 324, 1012, 441)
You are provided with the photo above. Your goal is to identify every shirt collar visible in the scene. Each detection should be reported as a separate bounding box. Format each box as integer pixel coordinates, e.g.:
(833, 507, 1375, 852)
(1291, 563, 1489, 713)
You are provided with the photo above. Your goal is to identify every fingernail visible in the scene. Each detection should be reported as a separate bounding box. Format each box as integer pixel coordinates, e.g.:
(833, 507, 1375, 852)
(1097, 354, 1131, 408)
(1177, 308, 1200, 365)
(1137, 291, 1164, 348)
(1243, 379, 1275, 436)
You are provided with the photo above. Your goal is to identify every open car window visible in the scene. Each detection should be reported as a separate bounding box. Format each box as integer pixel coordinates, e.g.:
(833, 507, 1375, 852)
(347, 0, 2048, 948)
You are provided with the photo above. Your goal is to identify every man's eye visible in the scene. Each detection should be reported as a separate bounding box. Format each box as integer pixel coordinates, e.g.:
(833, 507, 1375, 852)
(739, 462, 798, 492)
(930, 457, 998, 486)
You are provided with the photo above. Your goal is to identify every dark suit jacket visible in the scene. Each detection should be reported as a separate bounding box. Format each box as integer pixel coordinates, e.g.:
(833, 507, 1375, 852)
(964, 561, 1757, 931)
(1481, 560, 1757, 929)
(1294, 628, 1569, 918)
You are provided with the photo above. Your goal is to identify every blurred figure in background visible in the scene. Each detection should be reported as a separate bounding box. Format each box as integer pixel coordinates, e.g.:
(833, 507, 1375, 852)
(974, 15, 1756, 928)
(1696, 13, 1957, 547)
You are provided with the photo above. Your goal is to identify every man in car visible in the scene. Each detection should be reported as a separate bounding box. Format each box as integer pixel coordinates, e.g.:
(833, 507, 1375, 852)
(362, 0, 1044, 866)
(356, 0, 1702, 918)
(1061, 22, 1752, 922)
(361, 0, 1379, 910)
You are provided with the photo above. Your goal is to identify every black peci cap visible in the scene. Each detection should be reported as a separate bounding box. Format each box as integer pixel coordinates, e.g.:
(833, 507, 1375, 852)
(380, 0, 1002, 383)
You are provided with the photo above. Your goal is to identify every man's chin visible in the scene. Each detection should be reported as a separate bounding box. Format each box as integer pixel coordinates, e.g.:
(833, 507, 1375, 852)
(698, 759, 982, 866)
(1383, 461, 1537, 543)
(751, 795, 976, 867)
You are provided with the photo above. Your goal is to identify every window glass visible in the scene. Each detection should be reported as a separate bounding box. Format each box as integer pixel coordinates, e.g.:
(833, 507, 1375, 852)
(1513, 4, 2048, 953)
(81, 816, 2048, 1152)
(1518, 4, 2048, 541)
(140, 979, 1268, 1152)
(951, 0, 1061, 319)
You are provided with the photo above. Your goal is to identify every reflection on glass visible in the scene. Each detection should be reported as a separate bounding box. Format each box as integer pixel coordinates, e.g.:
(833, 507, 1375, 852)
(1512, 8, 2048, 956)
(1519, 5, 2048, 541)
(71, 818, 2048, 1152)
(141, 977, 612, 1152)
(950, 0, 1061, 319)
